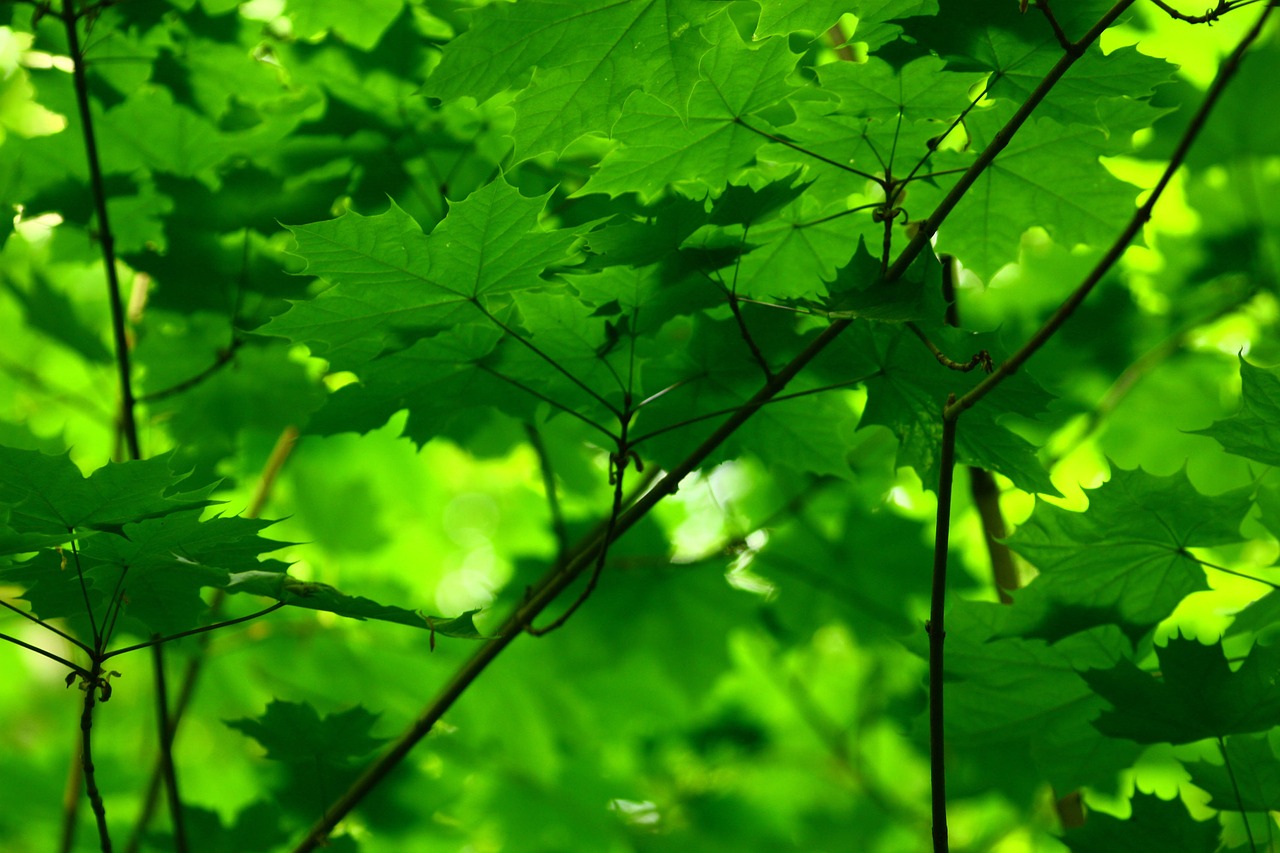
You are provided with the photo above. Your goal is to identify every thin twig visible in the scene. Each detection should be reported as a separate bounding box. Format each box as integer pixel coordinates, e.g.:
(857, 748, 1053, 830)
(523, 422, 571, 559)
(734, 117, 887, 185)
(61, 2, 140, 462)
(102, 602, 286, 661)
(151, 645, 188, 853)
(79, 660, 113, 853)
(1147, 0, 1261, 24)
(138, 339, 243, 403)
(1218, 736, 1258, 853)
(906, 322, 993, 373)
(472, 299, 624, 418)
(0, 632, 91, 677)
(1034, 1, 1074, 52)
(945, 1, 1274, 421)
(0, 598, 95, 655)
(929, 395, 960, 853)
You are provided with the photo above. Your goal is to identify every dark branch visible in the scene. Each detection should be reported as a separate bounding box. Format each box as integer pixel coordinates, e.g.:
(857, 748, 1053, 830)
(947, 1, 1275, 421)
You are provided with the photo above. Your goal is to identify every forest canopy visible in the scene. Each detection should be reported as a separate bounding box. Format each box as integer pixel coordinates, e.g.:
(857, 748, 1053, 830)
(0, 1, 1278, 852)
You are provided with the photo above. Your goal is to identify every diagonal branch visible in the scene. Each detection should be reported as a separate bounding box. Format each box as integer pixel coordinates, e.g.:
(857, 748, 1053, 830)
(886, 0, 1139, 285)
(946, 1, 1275, 422)
(286, 6, 1138, 848)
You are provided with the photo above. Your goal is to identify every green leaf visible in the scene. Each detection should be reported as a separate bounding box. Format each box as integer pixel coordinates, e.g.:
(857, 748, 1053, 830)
(938, 107, 1144, 280)
(287, 0, 404, 51)
(1061, 793, 1220, 853)
(266, 181, 580, 367)
(1082, 635, 1280, 744)
(1187, 733, 1280, 812)
(426, 0, 715, 159)
(1191, 357, 1280, 467)
(826, 321, 1060, 495)
(577, 21, 800, 201)
(225, 570, 485, 638)
(934, 602, 1140, 793)
(1004, 467, 1250, 634)
(0, 447, 212, 540)
(227, 700, 387, 766)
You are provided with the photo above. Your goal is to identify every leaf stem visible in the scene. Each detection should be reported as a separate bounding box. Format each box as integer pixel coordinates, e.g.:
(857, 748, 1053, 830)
(946, 0, 1272, 422)
(734, 117, 887, 186)
(1218, 736, 1258, 853)
(472, 299, 624, 419)
(0, 597, 95, 655)
(0, 631, 91, 677)
(68, 537, 101, 648)
(629, 373, 881, 447)
(1192, 556, 1280, 590)
(929, 395, 959, 853)
(102, 602, 286, 661)
(477, 364, 620, 443)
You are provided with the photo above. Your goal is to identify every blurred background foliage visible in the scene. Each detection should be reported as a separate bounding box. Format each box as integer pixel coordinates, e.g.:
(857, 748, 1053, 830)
(0, 1, 1276, 851)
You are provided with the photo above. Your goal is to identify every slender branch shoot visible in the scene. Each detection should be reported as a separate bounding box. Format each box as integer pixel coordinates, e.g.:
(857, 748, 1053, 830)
(929, 395, 960, 853)
(102, 602, 286, 660)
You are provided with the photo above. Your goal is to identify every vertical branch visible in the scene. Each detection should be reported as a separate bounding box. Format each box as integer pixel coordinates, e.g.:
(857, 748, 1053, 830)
(929, 397, 959, 853)
(80, 661, 113, 853)
(124, 426, 298, 853)
(60, 2, 140, 461)
(59, 727, 83, 853)
(150, 645, 187, 853)
(939, 256, 1019, 603)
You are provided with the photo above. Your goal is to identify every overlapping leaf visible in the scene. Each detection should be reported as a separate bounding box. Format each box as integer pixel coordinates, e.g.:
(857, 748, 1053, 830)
(577, 19, 800, 201)
(265, 180, 580, 367)
(426, 0, 715, 159)
(1005, 467, 1252, 637)
(1061, 793, 1220, 853)
(1192, 357, 1280, 467)
(1082, 636, 1280, 744)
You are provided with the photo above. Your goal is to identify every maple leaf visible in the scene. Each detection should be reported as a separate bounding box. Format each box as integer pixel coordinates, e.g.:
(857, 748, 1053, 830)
(265, 180, 580, 367)
(1004, 467, 1252, 636)
(1081, 635, 1280, 744)
(426, 0, 715, 160)
(1192, 357, 1280, 467)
